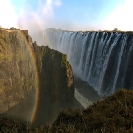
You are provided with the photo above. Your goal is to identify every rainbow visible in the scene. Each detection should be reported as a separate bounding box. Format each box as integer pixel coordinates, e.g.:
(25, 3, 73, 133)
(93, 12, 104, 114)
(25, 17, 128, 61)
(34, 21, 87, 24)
(17, 29, 39, 126)
(11, 26, 52, 127)
(17, 28, 52, 127)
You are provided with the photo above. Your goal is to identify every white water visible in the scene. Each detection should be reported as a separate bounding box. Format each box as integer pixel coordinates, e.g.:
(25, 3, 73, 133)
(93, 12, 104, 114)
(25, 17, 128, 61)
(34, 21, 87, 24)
(45, 29, 133, 96)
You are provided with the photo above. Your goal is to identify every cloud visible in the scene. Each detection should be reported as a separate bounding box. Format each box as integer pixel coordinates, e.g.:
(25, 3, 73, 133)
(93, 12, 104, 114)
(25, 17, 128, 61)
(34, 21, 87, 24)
(42, 0, 53, 18)
(15, 0, 62, 45)
(0, 0, 18, 28)
(1, 0, 84, 32)
(42, 0, 62, 16)
(103, 0, 133, 31)
(17, 0, 63, 29)
(54, 0, 62, 6)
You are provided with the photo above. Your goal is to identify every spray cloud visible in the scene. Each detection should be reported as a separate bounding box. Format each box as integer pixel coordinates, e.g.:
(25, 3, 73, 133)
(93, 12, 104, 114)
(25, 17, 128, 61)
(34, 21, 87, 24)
(0, 0, 62, 45)
(16, 0, 62, 45)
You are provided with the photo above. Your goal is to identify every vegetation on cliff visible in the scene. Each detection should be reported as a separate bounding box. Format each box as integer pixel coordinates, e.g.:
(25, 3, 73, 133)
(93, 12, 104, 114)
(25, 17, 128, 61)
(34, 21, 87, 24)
(1, 89, 133, 133)
(0, 117, 26, 132)
(49, 89, 133, 133)
(31, 89, 133, 133)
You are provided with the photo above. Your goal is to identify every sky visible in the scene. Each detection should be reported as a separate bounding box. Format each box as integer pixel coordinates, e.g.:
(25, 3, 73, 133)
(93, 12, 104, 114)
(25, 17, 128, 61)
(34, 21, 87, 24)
(0, 0, 133, 32)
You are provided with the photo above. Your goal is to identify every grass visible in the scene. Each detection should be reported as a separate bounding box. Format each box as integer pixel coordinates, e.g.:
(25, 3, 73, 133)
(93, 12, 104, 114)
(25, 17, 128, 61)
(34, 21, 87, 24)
(1, 88, 133, 133)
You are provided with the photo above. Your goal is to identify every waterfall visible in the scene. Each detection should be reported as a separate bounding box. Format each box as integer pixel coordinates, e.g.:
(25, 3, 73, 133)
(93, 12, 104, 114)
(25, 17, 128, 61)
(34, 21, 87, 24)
(45, 28, 133, 96)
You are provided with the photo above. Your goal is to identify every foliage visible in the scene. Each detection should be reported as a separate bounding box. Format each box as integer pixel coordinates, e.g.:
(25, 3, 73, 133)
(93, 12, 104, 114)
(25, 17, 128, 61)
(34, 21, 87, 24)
(31, 89, 133, 132)
(1, 89, 133, 132)
(0, 117, 26, 133)
(113, 28, 118, 31)
(10, 27, 18, 30)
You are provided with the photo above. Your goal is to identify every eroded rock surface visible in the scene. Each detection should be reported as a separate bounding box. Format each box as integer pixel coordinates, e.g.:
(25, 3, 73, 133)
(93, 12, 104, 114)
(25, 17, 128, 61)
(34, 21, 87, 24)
(32, 42, 74, 127)
(0, 28, 75, 127)
(0, 29, 37, 115)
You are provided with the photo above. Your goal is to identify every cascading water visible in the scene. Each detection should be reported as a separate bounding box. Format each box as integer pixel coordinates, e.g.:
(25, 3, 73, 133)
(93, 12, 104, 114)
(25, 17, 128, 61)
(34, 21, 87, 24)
(45, 28, 133, 96)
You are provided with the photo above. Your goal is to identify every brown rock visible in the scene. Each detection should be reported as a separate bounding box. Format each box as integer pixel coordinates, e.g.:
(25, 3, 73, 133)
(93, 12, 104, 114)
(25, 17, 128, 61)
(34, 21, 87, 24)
(0, 28, 75, 128)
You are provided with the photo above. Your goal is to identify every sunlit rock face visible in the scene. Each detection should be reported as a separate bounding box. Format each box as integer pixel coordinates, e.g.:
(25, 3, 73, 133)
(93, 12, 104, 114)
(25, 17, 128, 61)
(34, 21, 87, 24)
(0, 29, 37, 120)
(0, 28, 75, 128)
(45, 29, 133, 96)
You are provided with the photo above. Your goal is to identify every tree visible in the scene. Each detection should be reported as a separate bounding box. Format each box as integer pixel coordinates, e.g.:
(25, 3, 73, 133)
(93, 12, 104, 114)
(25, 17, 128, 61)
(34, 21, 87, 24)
(113, 28, 118, 31)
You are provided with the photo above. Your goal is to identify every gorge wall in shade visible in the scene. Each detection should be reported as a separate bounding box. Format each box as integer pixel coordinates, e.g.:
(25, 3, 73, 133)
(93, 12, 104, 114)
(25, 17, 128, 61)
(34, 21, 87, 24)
(32, 42, 74, 127)
(45, 29, 133, 96)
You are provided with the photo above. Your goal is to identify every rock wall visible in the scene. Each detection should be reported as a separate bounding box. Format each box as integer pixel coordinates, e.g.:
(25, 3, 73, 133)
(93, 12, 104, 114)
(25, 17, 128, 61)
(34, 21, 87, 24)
(0, 29, 37, 115)
(32, 42, 74, 127)
(0, 29, 74, 127)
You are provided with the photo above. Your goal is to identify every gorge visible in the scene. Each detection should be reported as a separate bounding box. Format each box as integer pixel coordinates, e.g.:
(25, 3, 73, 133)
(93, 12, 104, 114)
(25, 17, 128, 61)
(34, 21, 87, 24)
(0, 28, 75, 128)
(1, 27, 133, 130)
(45, 28, 133, 96)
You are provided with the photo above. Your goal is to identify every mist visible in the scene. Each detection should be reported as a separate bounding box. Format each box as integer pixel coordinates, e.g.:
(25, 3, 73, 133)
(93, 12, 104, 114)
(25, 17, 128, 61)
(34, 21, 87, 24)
(15, 0, 93, 45)
(0, 0, 61, 45)
(0, 0, 107, 46)
(1, 0, 133, 44)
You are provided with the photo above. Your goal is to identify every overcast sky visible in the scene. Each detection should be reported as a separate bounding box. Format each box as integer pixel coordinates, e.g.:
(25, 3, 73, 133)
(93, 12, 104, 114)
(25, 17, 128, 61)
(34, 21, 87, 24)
(0, 0, 132, 31)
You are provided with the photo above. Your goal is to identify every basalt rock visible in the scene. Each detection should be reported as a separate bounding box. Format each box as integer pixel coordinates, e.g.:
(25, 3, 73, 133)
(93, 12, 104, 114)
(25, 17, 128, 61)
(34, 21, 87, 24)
(0, 28, 74, 128)
(32, 42, 74, 127)
(0, 29, 37, 117)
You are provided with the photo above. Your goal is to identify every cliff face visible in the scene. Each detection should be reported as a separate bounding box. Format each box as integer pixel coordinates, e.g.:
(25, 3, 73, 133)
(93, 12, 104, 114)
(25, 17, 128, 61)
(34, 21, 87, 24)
(0, 29, 37, 115)
(32, 42, 74, 127)
(33, 42, 74, 106)
(45, 29, 133, 96)
(0, 29, 74, 127)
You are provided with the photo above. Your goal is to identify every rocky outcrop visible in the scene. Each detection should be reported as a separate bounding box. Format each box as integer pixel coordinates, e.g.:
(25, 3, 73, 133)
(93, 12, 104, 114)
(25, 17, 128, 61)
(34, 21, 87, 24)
(0, 29, 37, 116)
(32, 42, 74, 127)
(0, 28, 74, 127)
